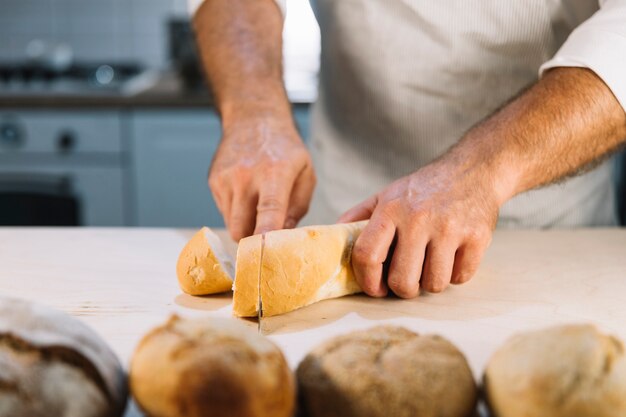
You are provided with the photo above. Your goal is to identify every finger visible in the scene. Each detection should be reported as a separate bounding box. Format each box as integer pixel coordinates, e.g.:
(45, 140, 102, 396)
(387, 227, 428, 299)
(421, 240, 457, 293)
(338, 195, 378, 223)
(210, 185, 232, 226)
(254, 176, 292, 235)
(451, 241, 487, 285)
(208, 174, 232, 226)
(284, 164, 316, 229)
(228, 187, 257, 241)
(351, 210, 395, 297)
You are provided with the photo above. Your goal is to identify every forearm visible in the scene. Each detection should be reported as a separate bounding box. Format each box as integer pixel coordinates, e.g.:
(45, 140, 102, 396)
(446, 67, 626, 205)
(193, 0, 293, 128)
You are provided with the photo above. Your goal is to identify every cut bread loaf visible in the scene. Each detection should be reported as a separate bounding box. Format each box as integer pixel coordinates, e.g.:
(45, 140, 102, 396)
(176, 227, 235, 295)
(233, 221, 367, 317)
(232, 233, 263, 317)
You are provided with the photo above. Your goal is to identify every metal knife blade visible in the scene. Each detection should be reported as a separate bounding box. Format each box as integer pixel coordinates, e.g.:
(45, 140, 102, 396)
(257, 232, 265, 333)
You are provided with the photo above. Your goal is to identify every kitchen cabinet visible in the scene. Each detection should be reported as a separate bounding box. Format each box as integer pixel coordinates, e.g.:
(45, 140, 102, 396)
(130, 106, 311, 228)
(0, 110, 127, 226)
(130, 109, 223, 228)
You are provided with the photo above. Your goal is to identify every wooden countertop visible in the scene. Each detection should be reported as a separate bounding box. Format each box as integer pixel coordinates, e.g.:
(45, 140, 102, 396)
(1, 227, 625, 416)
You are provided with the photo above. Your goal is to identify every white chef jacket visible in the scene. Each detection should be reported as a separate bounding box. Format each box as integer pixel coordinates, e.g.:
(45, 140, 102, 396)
(190, 0, 626, 228)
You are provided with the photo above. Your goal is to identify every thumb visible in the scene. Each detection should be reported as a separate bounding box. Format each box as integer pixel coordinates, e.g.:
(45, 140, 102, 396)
(337, 195, 378, 223)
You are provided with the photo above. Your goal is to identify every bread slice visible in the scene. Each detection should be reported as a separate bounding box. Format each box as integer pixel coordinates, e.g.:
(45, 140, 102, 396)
(232, 221, 366, 317)
(176, 227, 235, 295)
(232, 233, 263, 317)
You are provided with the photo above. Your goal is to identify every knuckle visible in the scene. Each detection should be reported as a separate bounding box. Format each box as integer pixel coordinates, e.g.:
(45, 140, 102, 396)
(352, 244, 380, 267)
(257, 196, 285, 213)
(360, 278, 384, 297)
(389, 278, 419, 299)
(408, 207, 429, 224)
(466, 226, 491, 247)
(422, 277, 448, 293)
(381, 199, 402, 217)
(438, 218, 458, 238)
(453, 270, 474, 285)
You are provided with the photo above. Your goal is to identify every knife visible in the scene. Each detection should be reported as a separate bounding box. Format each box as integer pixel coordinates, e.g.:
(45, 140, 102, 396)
(257, 233, 265, 333)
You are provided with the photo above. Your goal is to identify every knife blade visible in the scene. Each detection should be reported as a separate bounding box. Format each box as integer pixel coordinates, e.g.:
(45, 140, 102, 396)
(257, 232, 265, 333)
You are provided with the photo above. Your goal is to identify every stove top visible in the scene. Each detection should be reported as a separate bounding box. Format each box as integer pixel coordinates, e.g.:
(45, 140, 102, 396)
(0, 62, 148, 96)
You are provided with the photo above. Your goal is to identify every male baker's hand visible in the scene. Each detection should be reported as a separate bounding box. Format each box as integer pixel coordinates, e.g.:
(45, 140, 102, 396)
(339, 158, 500, 298)
(209, 115, 316, 241)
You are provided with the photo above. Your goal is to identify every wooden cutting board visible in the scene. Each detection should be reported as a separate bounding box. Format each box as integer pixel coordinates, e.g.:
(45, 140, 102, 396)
(1, 227, 625, 416)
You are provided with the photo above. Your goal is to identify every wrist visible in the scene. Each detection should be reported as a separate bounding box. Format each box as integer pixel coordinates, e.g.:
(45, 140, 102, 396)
(219, 82, 294, 130)
(442, 134, 522, 208)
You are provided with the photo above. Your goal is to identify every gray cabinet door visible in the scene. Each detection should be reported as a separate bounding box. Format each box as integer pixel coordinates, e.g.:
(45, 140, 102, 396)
(130, 110, 224, 228)
(130, 106, 311, 228)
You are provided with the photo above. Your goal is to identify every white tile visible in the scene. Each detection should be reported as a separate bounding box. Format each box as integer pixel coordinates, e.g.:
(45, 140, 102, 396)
(69, 34, 119, 61)
(132, 34, 167, 67)
(170, 0, 190, 16)
(0, 17, 54, 36)
(0, 0, 53, 20)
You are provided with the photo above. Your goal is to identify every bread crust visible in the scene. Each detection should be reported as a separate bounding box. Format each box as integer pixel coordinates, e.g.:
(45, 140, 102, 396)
(176, 227, 234, 295)
(0, 296, 127, 417)
(484, 324, 626, 417)
(260, 221, 366, 317)
(130, 315, 295, 417)
(232, 234, 263, 317)
(297, 325, 477, 417)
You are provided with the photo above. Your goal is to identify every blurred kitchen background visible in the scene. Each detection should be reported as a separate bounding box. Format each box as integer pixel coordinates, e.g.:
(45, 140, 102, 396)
(0, 0, 319, 227)
(1, 0, 625, 228)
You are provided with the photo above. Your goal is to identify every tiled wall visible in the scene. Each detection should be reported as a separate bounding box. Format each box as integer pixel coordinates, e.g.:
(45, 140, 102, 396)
(0, 0, 189, 68)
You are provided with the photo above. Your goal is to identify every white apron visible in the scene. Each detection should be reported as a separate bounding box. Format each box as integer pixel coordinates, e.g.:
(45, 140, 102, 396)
(305, 0, 616, 228)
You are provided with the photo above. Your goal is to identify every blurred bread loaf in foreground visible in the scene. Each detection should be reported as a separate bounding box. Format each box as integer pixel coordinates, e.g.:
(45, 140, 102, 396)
(484, 324, 626, 417)
(130, 315, 294, 417)
(176, 227, 235, 295)
(0, 296, 128, 417)
(297, 325, 477, 417)
(233, 221, 366, 317)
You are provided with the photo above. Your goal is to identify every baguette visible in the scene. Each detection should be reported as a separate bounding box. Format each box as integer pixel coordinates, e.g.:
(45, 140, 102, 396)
(233, 221, 366, 317)
(176, 227, 235, 295)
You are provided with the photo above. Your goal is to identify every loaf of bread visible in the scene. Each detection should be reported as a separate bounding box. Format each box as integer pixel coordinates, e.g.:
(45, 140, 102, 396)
(297, 325, 477, 417)
(130, 315, 295, 417)
(484, 324, 626, 417)
(176, 227, 235, 295)
(233, 221, 367, 317)
(0, 296, 128, 417)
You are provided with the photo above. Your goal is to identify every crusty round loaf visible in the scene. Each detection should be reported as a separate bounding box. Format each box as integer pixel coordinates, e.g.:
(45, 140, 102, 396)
(130, 315, 295, 417)
(296, 325, 477, 417)
(484, 324, 626, 417)
(0, 296, 128, 417)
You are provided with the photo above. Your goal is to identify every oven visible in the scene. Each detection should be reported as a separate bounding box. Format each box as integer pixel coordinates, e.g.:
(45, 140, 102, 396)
(0, 111, 127, 226)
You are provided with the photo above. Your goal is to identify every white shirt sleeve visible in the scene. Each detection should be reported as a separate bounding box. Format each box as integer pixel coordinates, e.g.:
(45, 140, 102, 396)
(540, 0, 626, 111)
(187, 0, 286, 16)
